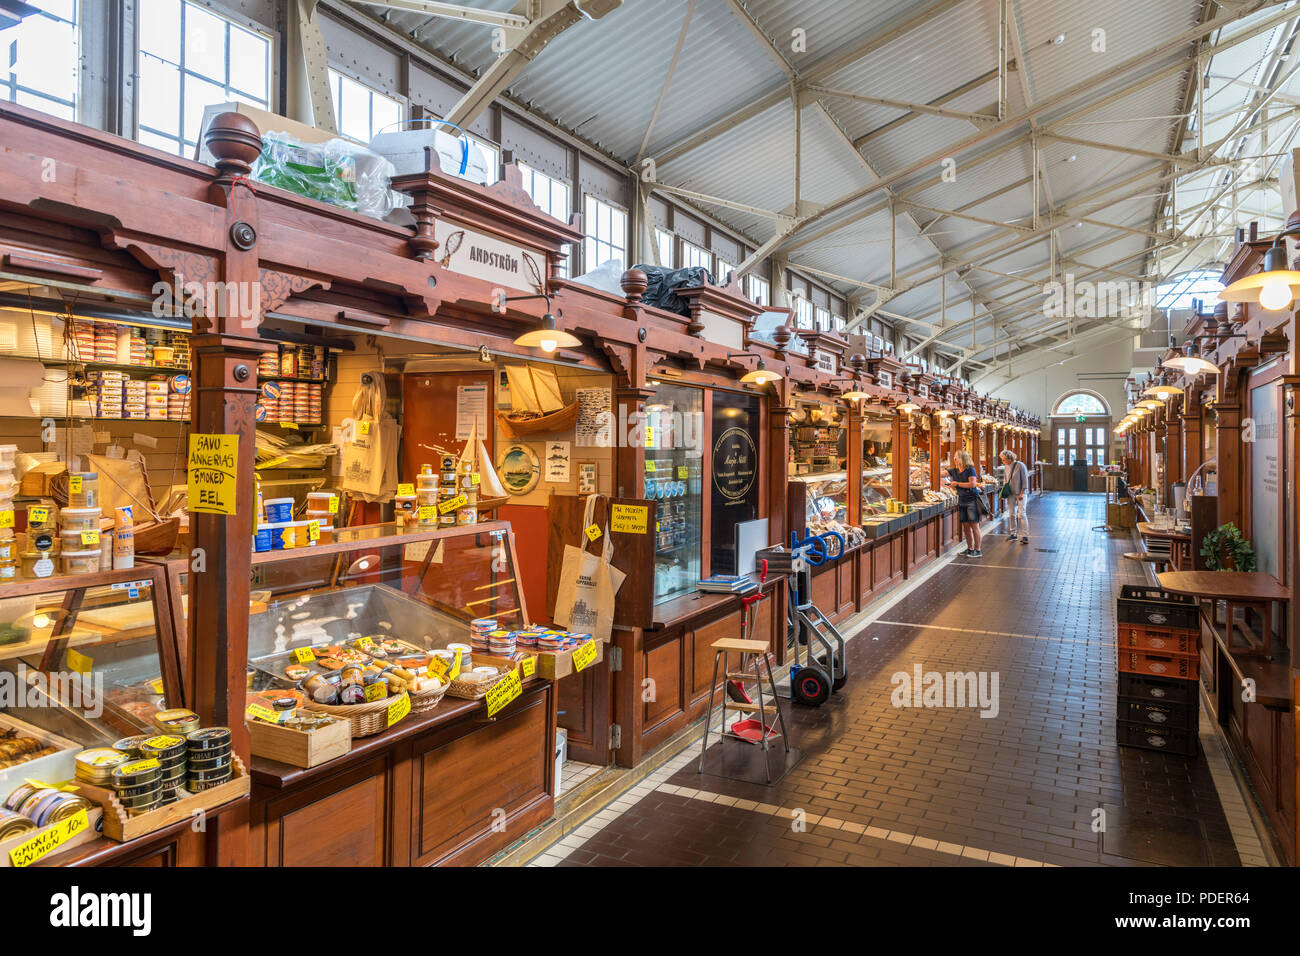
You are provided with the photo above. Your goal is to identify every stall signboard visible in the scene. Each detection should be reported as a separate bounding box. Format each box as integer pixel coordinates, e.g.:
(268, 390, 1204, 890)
(710, 392, 761, 575)
(814, 349, 837, 374)
(435, 220, 548, 293)
(187, 433, 239, 515)
(1250, 380, 1281, 579)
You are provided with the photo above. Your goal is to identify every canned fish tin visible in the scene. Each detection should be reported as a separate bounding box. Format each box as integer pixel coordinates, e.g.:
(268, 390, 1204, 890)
(111, 758, 161, 788)
(0, 808, 35, 841)
(153, 708, 200, 735)
(112, 735, 150, 758)
(119, 786, 162, 812)
(185, 727, 232, 753)
(115, 778, 167, 801)
(187, 763, 233, 784)
(186, 773, 232, 794)
(139, 734, 186, 760)
(75, 747, 129, 784)
(186, 751, 233, 774)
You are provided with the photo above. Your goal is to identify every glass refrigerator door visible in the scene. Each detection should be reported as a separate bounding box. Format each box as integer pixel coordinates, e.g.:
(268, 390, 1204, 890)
(646, 384, 703, 603)
(861, 419, 893, 513)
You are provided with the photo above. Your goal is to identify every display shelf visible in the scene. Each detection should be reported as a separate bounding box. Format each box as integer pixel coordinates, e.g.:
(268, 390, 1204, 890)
(258, 374, 329, 385)
(41, 357, 190, 376)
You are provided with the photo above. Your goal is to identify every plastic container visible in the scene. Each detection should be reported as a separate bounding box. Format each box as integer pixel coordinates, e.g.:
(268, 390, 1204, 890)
(19, 550, 55, 579)
(59, 528, 101, 555)
(253, 527, 274, 552)
(280, 520, 312, 549)
(262, 523, 287, 550)
(306, 491, 337, 515)
(393, 494, 417, 525)
(66, 473, 99, 509)
(59, 507, 102, 533)
(0, 444, 17, 468)
(264, 497, 294, 523)
(63, 550, 102, 575)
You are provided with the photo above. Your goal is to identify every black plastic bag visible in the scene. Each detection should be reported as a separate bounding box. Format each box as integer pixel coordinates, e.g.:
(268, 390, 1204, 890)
(632, 264, 715, 316)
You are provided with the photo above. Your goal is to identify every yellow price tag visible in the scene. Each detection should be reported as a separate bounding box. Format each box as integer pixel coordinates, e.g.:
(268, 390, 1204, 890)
(308, 520, 320, 542)
(0, 511, 13, 529)
(484, 669, 522, 717)
(417, 506, 437, 522)
(438, 493, 468, 515)
(68, 476, 83, 494)
(356, 636, 378, 652)
(471, 473, 480, 486)
(611, 504, 649, 534)
(66, 649, 92, 675)
(645, 426, 655, 444)
(359, 421, 371, 436)
(148, 678, 165, 695)
(396, 483, 415, 497)
(281, 423, 298, 430)
(645, 461, 656, 473)
(80, 530, 99, 546)
(521, 656, 536, 679)
(364, 682, 387, 702)
(584, 524, 602, 542)
(188, 433, 240, 514)
(291, 646, 316, 664)
(245, 701, 280, 724)
(387, 691, 410, 726)
(257, 456, 289, 470)
(449, 649, 463, 682)
(9, 809, 90, 868)
(677, 466, 688, 480)
(28, 507, 49, 524)
(572, 640, 598, 673)
(327, 495, 339, 514)
(427, 655, 451, 681)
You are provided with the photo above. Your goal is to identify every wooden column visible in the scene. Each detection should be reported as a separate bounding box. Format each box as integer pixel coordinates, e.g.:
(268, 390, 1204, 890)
(929, 414, 942, 490)
(846, 399, 864, 525)
(1216, 371, 1243, 529)
(1182, 390, 1203, 480)
(768, 380, 793, 547)
(892, 411, 909, 501)
(1164, 400, 1182, 491)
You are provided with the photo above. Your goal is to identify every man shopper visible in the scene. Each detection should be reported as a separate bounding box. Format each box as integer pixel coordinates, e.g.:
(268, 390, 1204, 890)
(999, 449, 1030, 544)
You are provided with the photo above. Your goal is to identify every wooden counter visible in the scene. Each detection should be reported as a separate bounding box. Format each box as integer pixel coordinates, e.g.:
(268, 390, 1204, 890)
(248, 679, 556, 867)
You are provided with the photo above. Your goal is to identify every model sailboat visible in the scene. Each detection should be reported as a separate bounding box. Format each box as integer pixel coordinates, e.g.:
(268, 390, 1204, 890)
(496, 365, 579, 436)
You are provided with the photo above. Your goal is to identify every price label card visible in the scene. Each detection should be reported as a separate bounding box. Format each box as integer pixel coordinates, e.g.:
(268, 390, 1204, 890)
(66, 649, 92, 675)
(308, 520, 321, 542)
(327, 495, 339, 514)
(438, 493, 468, 515)
(148, 678, 165, 695)
(611, 504, 649, 535)
(387, 692, 410, 727)
(521, 656, 536, 679)
(396, 483, 415, 497)
(572, 640, 598, 673)
(471, 474, 481, 486)
(484, 670, 522, 717)
(9, 809, 89, 868)
(417, 506, 437, 522)
(291, 646, 316, 664)
(359, 421, 371, 436)
(645, 461, 656, 473)
(28, 507, 49, 524)
(427, 655, 451, 681)
(449, 649, 463, 682)
(80, 530, 99, 546)
(245, 701, 279, 724)
(188, 433, 240, 514)
(68, 476, 83, 494)
(282, 423, 299, 430)
(356, 636, 378, 651)
(584, 524, 602, 542)
(0, 510, 13, 529)
(364, 682, 387, 702)
(677, 466, 688, 480)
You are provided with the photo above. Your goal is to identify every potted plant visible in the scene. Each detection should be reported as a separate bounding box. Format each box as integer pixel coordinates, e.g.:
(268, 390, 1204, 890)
(1200, 522, 1257, 572)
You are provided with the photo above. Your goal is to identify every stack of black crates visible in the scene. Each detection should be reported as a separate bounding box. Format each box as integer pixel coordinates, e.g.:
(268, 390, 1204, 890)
(1115, 585, 1201, 756)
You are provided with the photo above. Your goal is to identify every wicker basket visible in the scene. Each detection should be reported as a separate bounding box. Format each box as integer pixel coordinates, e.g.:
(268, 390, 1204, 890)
(446, 671, 506, 701)
(409, 682, 448, 715)
(302, 696, 395, 738)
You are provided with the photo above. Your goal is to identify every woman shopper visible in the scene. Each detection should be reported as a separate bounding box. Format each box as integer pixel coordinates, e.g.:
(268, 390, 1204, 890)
(948, 449, 983, 557)
(999, 450, 1030, 544)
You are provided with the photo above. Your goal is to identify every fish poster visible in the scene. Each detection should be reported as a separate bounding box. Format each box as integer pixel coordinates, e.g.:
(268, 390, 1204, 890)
(544, 440, 571, 483)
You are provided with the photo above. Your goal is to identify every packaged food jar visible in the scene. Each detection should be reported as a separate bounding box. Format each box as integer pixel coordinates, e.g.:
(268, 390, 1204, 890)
(264, 497, 294, 523)
(63, 549, 102, 575)
(59, 506, 102, 533)
(0, 555, 17, 581)
(280, 520, 312, 549)
(261, 522, 287, 550)
(26, 504, 55, 532)
(19, 550, 54, 579)
(394, 494, 417, 525)
(59, 527, 101, 554)
(0, 536, 15, 561)
(0, 444, 16, 468)
(306, 491, 337, 515)
(66, 472, 99, 508)
(338, 665, 366, 704)
(153, 345, 174, 366)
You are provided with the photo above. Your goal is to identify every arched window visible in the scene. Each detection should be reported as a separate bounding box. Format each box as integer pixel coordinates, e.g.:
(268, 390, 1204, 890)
(1054, 392, 1107, 416)
(1156, 269, 1223, 310)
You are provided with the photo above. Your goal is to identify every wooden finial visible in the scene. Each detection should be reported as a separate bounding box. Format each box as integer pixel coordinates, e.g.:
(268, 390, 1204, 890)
(621, 268, 648, 302)
(204, 112, 263, 180)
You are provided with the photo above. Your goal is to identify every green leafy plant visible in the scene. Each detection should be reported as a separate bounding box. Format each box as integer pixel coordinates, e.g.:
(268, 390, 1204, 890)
(1200, 522, 1257, 572)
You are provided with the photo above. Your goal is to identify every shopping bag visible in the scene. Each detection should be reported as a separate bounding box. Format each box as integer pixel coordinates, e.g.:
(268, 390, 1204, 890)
(341, 414, 391, 499)
(554, 496, 626, 642)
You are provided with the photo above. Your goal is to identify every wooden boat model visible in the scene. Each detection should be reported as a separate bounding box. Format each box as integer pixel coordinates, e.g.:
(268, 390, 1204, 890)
(458, 423, 509, 513)
(496, 364, 577, 437)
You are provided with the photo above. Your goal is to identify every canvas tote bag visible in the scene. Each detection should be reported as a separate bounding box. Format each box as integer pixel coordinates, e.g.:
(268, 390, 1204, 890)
(554, 495, 626, 642)
(342, 414, 397, 501)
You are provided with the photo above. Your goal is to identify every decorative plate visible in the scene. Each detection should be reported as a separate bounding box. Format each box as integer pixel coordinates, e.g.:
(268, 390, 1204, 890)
(497, 443, 540, 495)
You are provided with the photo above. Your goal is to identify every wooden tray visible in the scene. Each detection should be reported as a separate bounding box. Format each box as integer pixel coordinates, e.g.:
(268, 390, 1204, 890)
(249, 716, 351, 768)
(72, 754, 250, 843)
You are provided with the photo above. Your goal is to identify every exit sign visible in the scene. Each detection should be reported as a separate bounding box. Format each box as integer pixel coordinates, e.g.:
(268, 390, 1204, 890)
(1075, 414, 1086, 423)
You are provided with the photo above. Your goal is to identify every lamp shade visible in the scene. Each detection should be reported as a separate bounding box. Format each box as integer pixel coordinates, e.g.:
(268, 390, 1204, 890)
(514, 313, 582, 352)
(1218, 244, 1300, 310)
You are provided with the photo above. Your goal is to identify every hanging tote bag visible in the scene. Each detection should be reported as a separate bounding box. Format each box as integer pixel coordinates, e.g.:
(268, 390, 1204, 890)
(554, 495, 626, 642)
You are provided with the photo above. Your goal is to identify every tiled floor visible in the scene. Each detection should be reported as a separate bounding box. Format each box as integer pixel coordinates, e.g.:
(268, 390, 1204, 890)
(559, 759, 603, 795)
(529, 493, 1268, 867)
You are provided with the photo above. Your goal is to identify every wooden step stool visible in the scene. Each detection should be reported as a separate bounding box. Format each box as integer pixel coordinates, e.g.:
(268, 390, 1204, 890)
(699, 637, 789, 782)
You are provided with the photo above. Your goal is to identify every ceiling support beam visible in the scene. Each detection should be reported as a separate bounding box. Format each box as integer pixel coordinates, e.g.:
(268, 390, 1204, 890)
(353, 0, 529, 29)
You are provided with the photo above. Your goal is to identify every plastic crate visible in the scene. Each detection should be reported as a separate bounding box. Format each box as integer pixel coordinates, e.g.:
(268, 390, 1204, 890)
(1117, 585, 1199, 630)
(1117, 672, 1196, 705)
(1117, 623, 1199, 655)
(1118, 648, 1199, 680)
(1119, 697, 1198, 730)
(1116, 719, 1199, 757)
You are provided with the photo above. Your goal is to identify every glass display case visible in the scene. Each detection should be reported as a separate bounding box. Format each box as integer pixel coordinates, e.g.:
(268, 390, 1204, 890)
(646, 383, 704, 603)
(861, 418, 893, 514)
(0, 566, 181, 797)
(908, 415, 931, 504)
(789, 399, 844, 477)
(792, 472, 850, 524)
